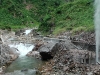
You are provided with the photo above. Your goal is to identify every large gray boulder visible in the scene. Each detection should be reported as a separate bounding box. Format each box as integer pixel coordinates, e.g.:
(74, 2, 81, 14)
(38, 42, 58, 60)
(0, 44, 18, 67)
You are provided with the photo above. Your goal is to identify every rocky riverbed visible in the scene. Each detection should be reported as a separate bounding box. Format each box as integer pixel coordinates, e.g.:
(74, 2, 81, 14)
(0, 28, 40, 74)
(0, 29, 99, 75)
(37, 31, 100, 75)
(0, 43, 19, 74)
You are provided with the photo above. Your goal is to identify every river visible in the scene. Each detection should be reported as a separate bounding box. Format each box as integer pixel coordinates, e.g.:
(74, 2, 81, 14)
(5, 56, 44, 72)
(1, 29, 45, 75)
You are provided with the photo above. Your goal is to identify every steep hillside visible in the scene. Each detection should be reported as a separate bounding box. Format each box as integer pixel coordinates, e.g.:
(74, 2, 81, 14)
(0, 0, 94, 34)
(0, 0, 39, 30)
(38, 0, 94, 35)
(52, 0, 94, 35)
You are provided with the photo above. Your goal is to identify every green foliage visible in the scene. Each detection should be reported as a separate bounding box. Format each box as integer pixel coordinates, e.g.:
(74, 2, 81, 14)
(0, 0, 38, 29)
(0, 0, 94, 35)
(52, 0, 94, 35)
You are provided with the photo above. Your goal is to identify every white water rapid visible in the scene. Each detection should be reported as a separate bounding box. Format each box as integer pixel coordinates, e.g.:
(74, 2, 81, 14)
(1, 29, 44, 74)
(94, 0, 100, 63)
(24, 29, 32, 35)
(9, 43, 34, 56)
(8, 29, 34, 56)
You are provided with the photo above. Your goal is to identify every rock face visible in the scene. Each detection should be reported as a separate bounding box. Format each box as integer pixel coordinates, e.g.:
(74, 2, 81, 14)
(38, 42, 58, 60)
(70, 32, 95, 51)
(72, 41, 95, 51)
(0, 44, 19, 67)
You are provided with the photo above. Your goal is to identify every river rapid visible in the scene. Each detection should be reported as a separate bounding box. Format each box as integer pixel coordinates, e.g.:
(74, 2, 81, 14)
(0, 29, 45, 75)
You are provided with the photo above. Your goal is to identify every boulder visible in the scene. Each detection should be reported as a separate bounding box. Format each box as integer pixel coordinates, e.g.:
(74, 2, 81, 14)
(0, 44, 19, 67)
(38, 42, 58, 60)
(9, 54, 18, 61)
(26, 51, 41, 58)
(9, 47, 20, 55)
(32, 43, 43, 51)
(26, 40, 44, 58)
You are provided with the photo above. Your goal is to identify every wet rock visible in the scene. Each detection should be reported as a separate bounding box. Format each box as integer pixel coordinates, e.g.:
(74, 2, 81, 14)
(9, 54, 18, 61)
(27, 40, 44, 55)
(0, 44, 19, 67)
(9, 47, 19, 55)
(32, 42, 44, 51)
(26, 51, 41, 58)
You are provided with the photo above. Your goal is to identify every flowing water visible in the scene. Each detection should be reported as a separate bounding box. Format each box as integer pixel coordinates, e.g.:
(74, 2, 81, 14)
(5, 42, 44, 74)
(9, 43, 34, 56)
(24, 29, 32, 35)
(5, 56, 43, 72)
(4, 29, 44, 75)
(94, 0, 100, 63)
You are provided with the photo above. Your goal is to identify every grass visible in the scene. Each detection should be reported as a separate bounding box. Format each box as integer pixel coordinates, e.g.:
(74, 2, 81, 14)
(53, 26, 67, 35)
(0, 0, 94, 35)
(52, 0, 94, 35)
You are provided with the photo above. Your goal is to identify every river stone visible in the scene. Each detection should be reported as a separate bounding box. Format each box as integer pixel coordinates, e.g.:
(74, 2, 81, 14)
(9, 47, 19, 55)
(26, 51, 41, 58)
(38, 42, 58, 60)
(0, 44, 18, 67)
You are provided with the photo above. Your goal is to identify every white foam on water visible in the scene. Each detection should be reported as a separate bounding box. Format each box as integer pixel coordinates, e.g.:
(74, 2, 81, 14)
(24, 29, 32, 35)
(9, 43, 34, 56)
